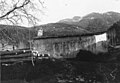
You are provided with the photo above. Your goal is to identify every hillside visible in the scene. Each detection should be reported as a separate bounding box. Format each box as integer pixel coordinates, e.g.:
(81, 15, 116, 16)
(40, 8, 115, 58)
(58, 11, 120, 32)
(59, 16, 81, 24)
(34, 23, 91, 37)
(0, 25, 37, 48)
(33, 12, 120, 37)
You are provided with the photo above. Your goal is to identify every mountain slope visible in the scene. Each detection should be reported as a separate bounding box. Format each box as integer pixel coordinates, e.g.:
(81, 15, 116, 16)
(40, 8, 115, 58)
(59, 16, 81, 24)
(58, 11, 120, 32)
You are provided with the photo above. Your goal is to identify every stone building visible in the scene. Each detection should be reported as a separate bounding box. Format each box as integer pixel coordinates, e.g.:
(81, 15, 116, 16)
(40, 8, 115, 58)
(32, 21, 120, 58)
(33, 32, 108, 58)
(107, 20, 120, 47)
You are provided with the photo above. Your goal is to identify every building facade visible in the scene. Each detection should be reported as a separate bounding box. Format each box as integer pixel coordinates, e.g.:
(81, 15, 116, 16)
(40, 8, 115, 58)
(107, 21, 120, 47)
(33, 34, 108, 58)
(33, 21, 120, 59)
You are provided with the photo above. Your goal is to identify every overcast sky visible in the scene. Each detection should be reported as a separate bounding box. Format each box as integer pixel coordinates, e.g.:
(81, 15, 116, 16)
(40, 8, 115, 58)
(39, 0, 120, 24)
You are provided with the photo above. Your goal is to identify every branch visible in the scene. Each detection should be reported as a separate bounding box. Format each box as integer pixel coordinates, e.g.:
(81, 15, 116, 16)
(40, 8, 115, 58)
(0, 0, 30, 19)
(0, 0, 44, 26)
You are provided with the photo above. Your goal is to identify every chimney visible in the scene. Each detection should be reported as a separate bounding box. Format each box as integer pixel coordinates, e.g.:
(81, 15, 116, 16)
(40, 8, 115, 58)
(37, 27, 43, 36)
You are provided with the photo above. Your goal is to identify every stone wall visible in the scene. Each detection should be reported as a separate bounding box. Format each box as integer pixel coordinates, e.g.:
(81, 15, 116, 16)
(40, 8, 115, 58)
(33, 35, 101, 58)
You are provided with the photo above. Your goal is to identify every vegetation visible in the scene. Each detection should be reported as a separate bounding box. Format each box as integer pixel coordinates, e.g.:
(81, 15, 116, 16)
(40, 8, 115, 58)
(0, 25, 37, 48)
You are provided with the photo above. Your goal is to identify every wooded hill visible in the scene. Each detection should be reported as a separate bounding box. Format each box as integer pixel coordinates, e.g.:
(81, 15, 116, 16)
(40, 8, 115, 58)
(0, 25, 37, 48)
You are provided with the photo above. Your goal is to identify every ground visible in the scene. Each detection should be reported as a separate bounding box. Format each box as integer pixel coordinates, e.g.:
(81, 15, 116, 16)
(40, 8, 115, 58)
(1, 58, 120, 83)
(1, 48, 120, 83)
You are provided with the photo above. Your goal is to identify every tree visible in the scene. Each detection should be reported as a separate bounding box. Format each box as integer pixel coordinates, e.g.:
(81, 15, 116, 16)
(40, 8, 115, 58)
(0, 0, 45, 26)
(0, 39, 8, 50)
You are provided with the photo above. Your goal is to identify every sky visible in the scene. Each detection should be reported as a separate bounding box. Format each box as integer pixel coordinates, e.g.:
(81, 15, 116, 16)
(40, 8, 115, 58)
(39, 0, 120, 24)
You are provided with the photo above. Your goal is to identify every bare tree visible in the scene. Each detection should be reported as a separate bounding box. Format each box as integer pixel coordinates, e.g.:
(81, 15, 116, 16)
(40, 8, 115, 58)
(0, 0, 45, 26)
